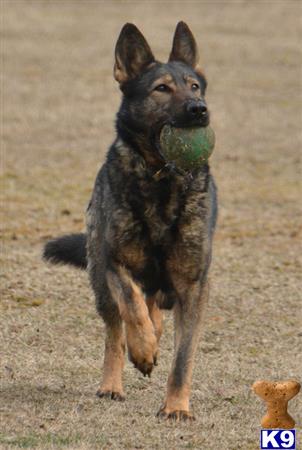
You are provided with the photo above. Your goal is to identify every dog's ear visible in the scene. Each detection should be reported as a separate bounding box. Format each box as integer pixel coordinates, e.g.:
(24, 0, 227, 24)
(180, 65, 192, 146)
(169, 21, 199, 68)
(114, 23, 155, 84)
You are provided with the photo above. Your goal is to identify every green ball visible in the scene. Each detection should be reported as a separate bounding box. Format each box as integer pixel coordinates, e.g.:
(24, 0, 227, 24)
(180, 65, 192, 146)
(159, 125, 215, 171)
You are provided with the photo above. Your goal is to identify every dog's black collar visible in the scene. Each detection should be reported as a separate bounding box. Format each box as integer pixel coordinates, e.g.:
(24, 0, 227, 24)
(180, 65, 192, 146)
(151, 162, 181, 180)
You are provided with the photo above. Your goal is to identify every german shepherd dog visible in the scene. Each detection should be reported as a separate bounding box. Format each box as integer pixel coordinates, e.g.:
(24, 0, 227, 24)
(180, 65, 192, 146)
(44, 22, 217, 421)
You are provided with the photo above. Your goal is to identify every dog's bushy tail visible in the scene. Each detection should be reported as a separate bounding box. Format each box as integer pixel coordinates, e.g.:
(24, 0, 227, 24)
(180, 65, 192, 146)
(43, 233, 87, 269)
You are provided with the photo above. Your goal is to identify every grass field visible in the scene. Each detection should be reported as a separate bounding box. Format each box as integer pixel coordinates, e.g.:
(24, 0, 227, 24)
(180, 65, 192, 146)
(1, 1, 301, 449)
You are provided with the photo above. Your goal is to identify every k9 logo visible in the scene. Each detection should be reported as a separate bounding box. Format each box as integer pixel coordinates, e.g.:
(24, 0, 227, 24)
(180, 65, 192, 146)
(260, 430, 296, 449)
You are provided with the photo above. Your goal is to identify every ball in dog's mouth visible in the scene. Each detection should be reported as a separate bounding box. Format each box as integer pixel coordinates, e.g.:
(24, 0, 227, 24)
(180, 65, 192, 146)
(159, 125, 215, 171)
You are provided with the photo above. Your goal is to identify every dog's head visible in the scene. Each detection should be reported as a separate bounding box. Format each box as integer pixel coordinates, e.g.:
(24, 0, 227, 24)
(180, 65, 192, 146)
(114, 22, 209, 162)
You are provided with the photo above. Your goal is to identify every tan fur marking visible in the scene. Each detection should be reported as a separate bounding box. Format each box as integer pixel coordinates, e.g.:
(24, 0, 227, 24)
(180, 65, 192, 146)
(159, 282, 209, 420)
(160, 379, 191, 412)
(117, 243, 146, 273)
(195, 65, 206, 79)
(107, 268, 158, 376)
(184, 75, 200, 86)
(97, 324, 125, 400)
(151, 75, 176, 96)
(147, 296, 163, 342)
(152, 74, 174, 88)
(114, 61, 128, 84)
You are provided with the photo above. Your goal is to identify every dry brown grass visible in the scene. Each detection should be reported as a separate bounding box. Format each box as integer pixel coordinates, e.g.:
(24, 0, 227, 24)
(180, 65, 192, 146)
(1, 1, 301, 449)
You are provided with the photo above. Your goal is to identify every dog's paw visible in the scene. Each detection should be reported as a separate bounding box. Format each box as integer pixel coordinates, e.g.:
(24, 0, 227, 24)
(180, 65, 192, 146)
(96, 389, 125, 402)
(129, 352, 158, 377)
(157, 407, 195, 422)
(127, 324, 158, 377)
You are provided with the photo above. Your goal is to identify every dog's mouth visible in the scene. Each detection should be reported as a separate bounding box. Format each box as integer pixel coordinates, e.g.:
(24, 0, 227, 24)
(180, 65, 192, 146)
(154, 117, 210, 157)
(150, 115, 215, 176)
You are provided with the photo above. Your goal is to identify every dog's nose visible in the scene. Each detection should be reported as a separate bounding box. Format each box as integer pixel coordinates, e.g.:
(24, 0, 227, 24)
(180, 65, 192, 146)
(186, 100, 208, 118)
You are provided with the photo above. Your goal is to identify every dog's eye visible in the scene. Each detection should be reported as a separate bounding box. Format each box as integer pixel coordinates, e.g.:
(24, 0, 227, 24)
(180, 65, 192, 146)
(191, 83, 200, 91)
(154, 84, 171, 93)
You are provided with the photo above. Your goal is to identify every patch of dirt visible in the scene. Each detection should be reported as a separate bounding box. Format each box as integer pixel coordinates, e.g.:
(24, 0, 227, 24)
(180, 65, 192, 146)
(1, 1, 301, 449)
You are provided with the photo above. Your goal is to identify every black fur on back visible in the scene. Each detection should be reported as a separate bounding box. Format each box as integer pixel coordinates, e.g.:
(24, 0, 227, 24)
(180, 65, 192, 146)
(43, 233, 87, 269)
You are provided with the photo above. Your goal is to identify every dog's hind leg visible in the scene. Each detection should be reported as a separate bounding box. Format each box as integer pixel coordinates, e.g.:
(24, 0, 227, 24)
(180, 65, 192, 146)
(107, 268, 158, 377)
(96, 319, 126, 401)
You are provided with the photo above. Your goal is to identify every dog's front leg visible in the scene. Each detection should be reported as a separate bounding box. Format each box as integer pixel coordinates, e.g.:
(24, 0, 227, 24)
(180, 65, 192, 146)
(107, 268, 158, 377)
(158, 280, 209, 421)
(96, 321, 126, 401)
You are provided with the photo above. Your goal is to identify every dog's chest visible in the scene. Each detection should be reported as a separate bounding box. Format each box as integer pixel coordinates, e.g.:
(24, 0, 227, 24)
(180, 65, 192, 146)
(134, 176, 185, 243)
